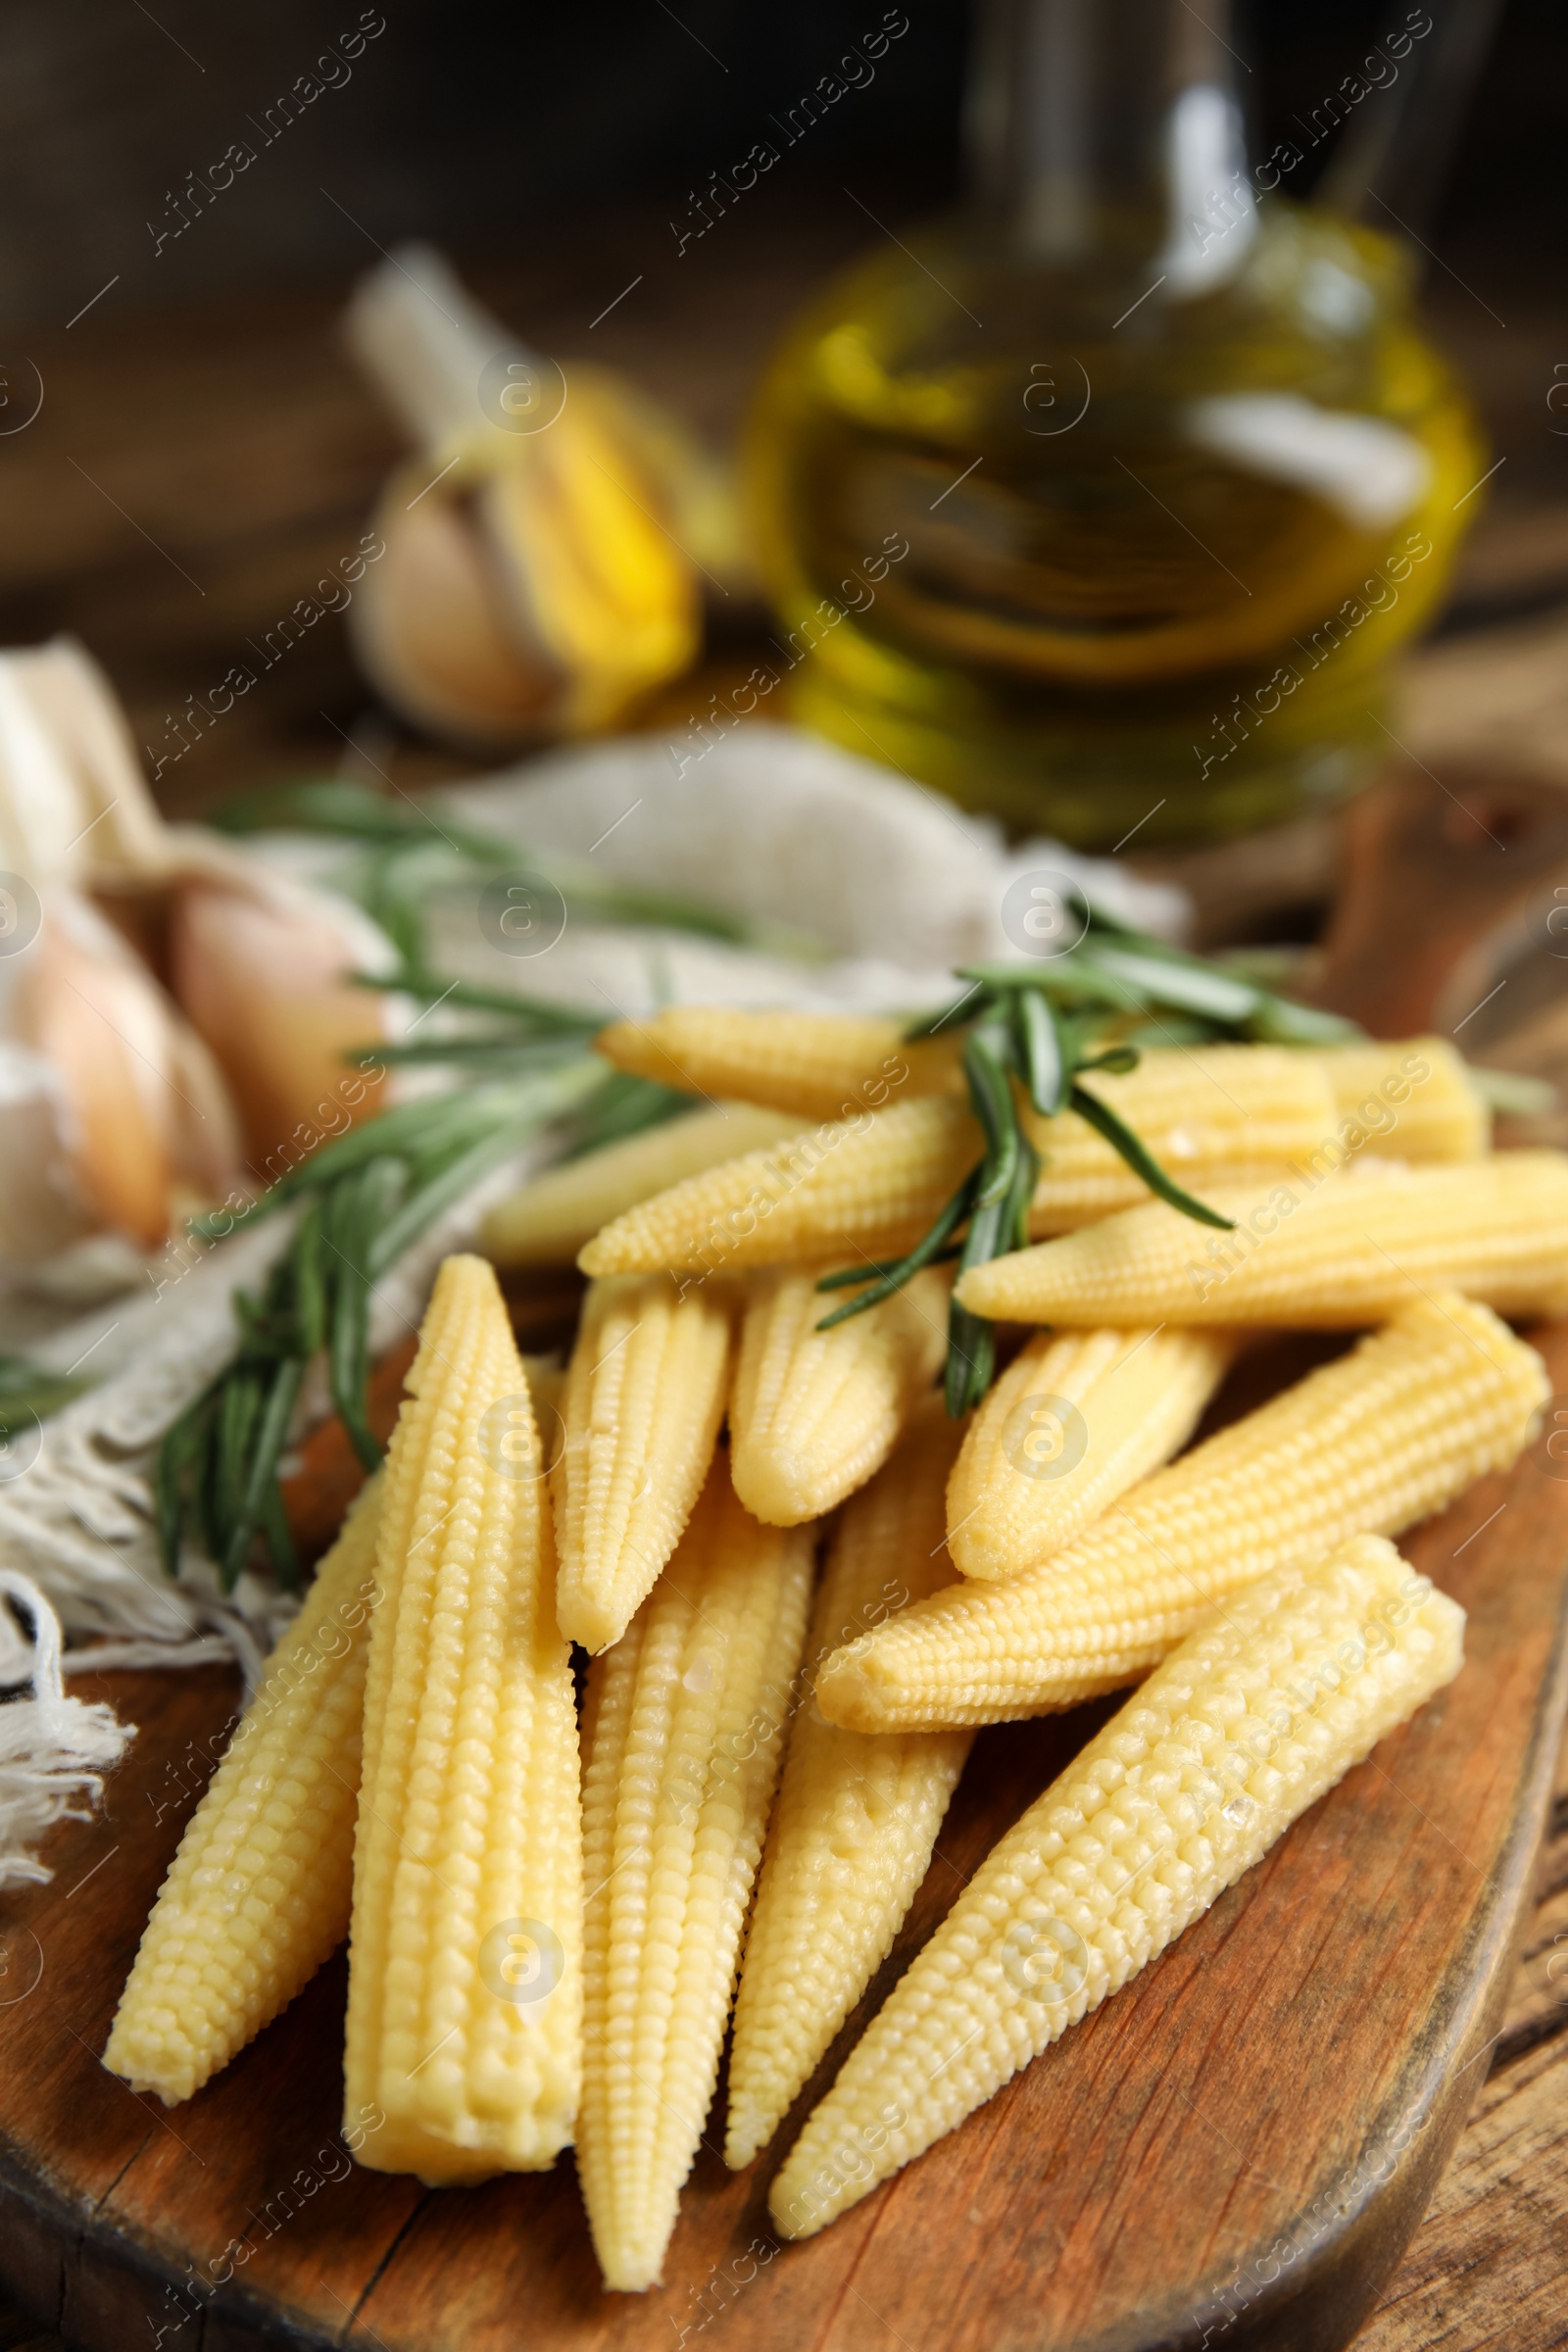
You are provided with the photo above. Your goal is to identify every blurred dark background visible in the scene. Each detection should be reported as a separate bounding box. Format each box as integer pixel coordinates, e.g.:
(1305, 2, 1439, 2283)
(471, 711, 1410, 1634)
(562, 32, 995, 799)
(0, 0, 1562, 328)
(0, 0, 1562, 831)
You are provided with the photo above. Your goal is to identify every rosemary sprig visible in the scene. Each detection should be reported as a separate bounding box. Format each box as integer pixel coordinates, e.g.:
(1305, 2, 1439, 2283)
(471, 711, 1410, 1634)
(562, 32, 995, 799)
(1064, 1081, 1233, 1229)
(813, 1175, 974, 1322)
(946, 1018, 1042, 1412)
(0, 1355, 88, 1440)
(157, 1054, 627, 1590)
(818, 891, 1364, 1413)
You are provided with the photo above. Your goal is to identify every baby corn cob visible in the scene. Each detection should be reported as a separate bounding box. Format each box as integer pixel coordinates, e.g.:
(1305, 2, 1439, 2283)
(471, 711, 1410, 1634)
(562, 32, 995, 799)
(1018, 1045, 1338, 1235)
(578, 1049, 1346, 1282)
(103, 1477, 384, 2105)
(553, 1273, 733, 1652)
(591, 1019, 1469, 1192)
(595, 1008, 963, 1121)
(817, 1294, 1542, 1731)
(579, 1096, 979, 1283)
(481, 1102, 804, 1267)
(726, 1398, 973, 2170)
(774, 1535, 1464, 2239)
(956, 1152, 1568, 1327)
(730, 1263, 948, 1526)
(344, 1255, 580, 2180)
(947, 1327, 1235, 1582)
(1319, 1037, 1487, 1162)
(577, 1463, 813, 2290)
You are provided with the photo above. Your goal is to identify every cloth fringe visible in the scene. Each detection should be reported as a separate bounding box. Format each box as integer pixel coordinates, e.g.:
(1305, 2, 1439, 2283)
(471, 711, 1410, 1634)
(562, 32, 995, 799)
(0, 1572, 134, 1890)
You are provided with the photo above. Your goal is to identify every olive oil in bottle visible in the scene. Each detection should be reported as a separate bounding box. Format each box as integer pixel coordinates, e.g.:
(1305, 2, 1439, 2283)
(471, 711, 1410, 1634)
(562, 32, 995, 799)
(746, 0, 1483, 847)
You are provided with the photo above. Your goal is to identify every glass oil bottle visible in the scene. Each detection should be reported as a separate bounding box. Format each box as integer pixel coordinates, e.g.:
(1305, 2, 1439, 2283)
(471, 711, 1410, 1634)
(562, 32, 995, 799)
(746, 0, 1484, 846)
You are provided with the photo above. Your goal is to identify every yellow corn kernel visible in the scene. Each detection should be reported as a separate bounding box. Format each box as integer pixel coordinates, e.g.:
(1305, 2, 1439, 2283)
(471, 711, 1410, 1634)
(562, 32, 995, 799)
(730, 1264, 949, 1527)
(1019, 1045, 1339, 1235)
(596, 1007, 964, 1121)
(956, 1152, 1568, 1327)
(578, 1095, 979, 1283)
(576, 1050, 1352, 1283)
(481, 1102, 805, 1267)
(947, 1327, 1235, 1582)
(726, 1397, 973, 2170)
(576, 1462, 813, 2290)
(775, 1534, 1463, 2240)
(344, 1254, 580, 2180)
(103, 1477, 384, 2105)
(553, 1273, 732, 1653)
(1317, 1037, 1487, 1162)
(817, 1294, 1542, 1732)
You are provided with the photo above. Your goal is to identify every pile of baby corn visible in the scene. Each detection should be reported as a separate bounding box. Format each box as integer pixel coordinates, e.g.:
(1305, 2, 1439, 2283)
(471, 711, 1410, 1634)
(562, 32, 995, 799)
(105, 1008, 1568, 2292)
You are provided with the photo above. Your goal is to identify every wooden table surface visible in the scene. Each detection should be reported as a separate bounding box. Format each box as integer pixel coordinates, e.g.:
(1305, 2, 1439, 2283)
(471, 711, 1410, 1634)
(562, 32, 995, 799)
(2, 204, 1567, 2350)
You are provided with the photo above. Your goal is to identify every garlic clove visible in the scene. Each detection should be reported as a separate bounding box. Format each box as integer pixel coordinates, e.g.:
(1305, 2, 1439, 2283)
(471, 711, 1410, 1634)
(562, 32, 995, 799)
(0, 1043, 95, 1265)
(350, 469, 564, 746)
(10, 896, 179, 1251)
(163, 1012, 245, 1207)
(168, 871, 397, 1174)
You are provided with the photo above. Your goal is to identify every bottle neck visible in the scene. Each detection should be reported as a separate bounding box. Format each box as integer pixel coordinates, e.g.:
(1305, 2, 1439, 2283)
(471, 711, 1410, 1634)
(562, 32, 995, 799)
(964, 0, 1255, 288)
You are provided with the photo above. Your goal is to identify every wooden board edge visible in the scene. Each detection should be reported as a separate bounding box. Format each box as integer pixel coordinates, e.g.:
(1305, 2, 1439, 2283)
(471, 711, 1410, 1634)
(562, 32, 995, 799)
(0, 2149, 337, 2352)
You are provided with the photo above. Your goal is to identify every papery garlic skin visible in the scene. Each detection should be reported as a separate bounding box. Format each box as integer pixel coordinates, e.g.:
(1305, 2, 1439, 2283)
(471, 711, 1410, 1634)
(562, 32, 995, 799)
(0, 663, 91, 890)
(0, 639, 195, 899)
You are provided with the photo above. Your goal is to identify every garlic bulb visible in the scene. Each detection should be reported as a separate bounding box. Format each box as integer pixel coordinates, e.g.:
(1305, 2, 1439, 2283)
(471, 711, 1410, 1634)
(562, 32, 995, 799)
(343, 245, 739, 746)
(0, 637, 399, 1274)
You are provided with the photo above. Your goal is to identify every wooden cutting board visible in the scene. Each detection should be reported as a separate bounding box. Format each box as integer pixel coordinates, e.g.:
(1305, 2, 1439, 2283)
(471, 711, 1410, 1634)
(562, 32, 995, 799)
(1, 1315, 1565, 2352)
(6, 783, 1568, 2352)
